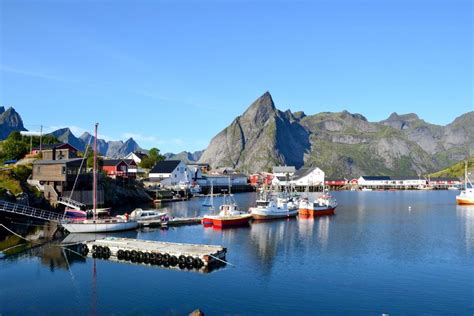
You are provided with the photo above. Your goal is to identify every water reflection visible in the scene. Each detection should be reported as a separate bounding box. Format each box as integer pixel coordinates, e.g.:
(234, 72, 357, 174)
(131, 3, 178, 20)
(456, 205, 474, 253)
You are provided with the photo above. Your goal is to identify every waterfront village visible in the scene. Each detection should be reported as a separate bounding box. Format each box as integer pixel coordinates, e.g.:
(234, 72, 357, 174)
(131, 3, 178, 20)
(25, 142, 462, 208)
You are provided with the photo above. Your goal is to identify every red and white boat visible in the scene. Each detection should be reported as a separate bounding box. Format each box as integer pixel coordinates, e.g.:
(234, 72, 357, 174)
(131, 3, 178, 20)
(202, 179, 252, 228)
(202, 203, 253, 228)
(298, 192, 337, 217)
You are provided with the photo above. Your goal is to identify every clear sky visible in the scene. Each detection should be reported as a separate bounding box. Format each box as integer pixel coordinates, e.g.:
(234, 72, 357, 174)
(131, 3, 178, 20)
(0, 0, 472, 153)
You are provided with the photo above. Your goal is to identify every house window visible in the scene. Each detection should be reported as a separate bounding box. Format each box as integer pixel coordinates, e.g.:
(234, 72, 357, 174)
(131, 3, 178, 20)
(62, 166, 66, 175)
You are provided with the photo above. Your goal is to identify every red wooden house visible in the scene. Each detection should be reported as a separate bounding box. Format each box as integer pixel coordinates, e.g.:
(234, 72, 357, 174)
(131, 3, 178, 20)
(102, 159, 136, 179)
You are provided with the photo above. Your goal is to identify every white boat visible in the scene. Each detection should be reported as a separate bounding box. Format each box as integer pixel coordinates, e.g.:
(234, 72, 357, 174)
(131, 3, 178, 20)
(116, 208, 167, 223)
(361, 188, 373, 191)
(250, 199, 298, 220)
(448, 186, 460, 190)
(61, 123, 138, 233)
(456, 162, 474, 205)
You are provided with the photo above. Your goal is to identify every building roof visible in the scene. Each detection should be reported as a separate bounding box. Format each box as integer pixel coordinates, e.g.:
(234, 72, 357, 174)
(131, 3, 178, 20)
(293, 167, 323, 180)
(124, 159, 137, 166)
(102, 159, 126, 166)
(150, 160, 181, 174)
(389, 176, 424, 180)
(273, 166, 296, 174)
(32, 143, 79, 152)
(33, 158, 83, 166)
(360, 176, 391, 181)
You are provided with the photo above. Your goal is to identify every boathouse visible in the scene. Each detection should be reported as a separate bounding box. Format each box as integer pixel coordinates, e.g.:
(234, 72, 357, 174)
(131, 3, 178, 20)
(30, 143, 79, 160)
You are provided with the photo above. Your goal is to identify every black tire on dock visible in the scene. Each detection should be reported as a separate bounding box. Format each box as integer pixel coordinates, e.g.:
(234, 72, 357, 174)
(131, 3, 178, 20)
(92, 252, 97, 259)
(193, 258, 204, 268)
(124, 250, 131, 260)
(156, 253, 163, 260)
(149, 253, 156, 261)
(92, 245, 98, 251)
(178, 255, 186, 264)
(155, 258, 162, 266)
(117, 250, 124, 258)
(136, 251, 144, 263)
(103, 247, 111, 259)
(186, 256, 194, 265)
(144, 252, 150, 260)
(169, 256, 178, 266)
(162, 253, 170, 262)
(131, 250, 137, 258)
(96, 246, 104, 255)
(179, 262, 186, 269)
(80, 244, 89, 256)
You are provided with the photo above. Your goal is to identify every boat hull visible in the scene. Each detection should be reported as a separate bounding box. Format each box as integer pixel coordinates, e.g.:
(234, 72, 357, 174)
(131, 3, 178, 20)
(202, 214, 252, 228)
(298, 207, 336, 217)
(456, 197, 474, 205)
(62, 220, 138, 233)
(251, 209, 298, 220)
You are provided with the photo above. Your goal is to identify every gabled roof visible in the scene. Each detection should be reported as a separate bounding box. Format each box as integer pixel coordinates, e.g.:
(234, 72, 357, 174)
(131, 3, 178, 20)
(102, 159, 127, 166)
(124, 159, 137, 166)
(293, 167, 322, 180)
(32, 143, 79, 152)
(33, 158, 83, 166)
(150, 160, 181, 174)
(360, 176, 391, 181)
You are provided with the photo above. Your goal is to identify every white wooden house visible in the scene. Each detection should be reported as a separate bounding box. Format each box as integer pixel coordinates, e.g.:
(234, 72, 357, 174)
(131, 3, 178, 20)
(149, 160, 191, 186)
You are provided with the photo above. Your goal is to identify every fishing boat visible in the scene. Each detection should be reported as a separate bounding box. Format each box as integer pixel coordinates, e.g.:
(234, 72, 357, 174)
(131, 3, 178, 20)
(298, 192, 337, 217)
(202, 179, 252, 228)
(250, 191, 298, 220)
(456, 162, 474, 205)
(61, 123, 138, 233)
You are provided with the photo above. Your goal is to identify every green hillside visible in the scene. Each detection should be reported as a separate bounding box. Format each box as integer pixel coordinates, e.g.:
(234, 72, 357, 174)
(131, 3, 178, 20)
(429, 155, 474, 178)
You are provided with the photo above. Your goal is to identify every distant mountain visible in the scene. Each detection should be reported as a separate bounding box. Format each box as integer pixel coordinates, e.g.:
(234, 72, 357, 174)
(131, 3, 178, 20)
(199, 92, 474, 177)
(50, 128, 142, 158)
(165, 150, 204, 163)
(49, 128, 85, 152)
(0, 106, 27, 139)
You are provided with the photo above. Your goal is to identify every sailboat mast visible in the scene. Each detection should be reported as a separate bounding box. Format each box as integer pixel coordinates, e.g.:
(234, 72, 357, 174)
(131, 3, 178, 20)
(93, 123, 98, 220)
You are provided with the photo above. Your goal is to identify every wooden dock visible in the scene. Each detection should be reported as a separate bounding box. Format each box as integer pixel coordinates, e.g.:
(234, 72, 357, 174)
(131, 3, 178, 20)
(79, 237, 226, 272)
(138, 217, 203, 228)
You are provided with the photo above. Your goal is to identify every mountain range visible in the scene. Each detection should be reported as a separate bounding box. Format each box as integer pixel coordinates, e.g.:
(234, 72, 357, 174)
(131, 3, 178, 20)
(0, 106, 142, 158)
(48, 129, 141, 158)
(198, 92, 474, 177)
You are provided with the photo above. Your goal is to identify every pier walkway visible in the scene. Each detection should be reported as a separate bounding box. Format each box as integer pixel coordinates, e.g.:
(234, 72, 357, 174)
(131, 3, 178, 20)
(0, 200, 65, 222)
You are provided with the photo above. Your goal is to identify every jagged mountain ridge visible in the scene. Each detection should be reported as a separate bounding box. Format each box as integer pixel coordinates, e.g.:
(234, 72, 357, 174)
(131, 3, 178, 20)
(0, 106, 27, 139)
(164, 150, 204, 163)
(51, 129, 141, 158)
(199, 92, 474, 177)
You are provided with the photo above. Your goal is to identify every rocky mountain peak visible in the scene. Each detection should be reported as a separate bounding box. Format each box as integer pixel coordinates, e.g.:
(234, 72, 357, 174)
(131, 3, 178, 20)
(0, 106, 27, 139)
(341, 110, 368, 122)
(241, 91, 276, 125)
(0, 106, 5, 115)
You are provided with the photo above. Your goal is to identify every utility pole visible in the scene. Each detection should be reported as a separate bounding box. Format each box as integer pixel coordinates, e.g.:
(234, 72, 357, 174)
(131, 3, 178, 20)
(39, 125, 43, 158)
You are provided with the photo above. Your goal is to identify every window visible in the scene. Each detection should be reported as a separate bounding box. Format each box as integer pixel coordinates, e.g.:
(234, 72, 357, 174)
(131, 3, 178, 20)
(62, 166, 66, 175)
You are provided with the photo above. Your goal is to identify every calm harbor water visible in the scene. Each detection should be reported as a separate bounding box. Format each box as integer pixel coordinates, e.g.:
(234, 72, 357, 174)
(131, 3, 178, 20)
(1, 191, 473, 315)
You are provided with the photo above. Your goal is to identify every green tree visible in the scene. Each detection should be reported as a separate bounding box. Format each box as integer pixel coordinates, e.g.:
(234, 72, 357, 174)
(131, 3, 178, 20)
(139, 148, 164, 169)
(0, 132, 29, 161)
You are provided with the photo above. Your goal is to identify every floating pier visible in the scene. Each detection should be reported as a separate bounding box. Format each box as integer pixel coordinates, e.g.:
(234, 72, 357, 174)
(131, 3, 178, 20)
(138, 217, 203, 228)
(77, 237, 226, 272)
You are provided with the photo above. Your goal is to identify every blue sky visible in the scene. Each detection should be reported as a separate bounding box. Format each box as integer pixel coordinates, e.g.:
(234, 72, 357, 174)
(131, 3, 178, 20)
(0, 0, 472, 153)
